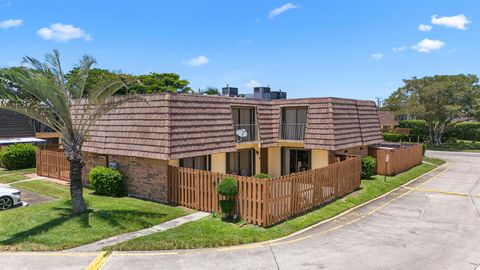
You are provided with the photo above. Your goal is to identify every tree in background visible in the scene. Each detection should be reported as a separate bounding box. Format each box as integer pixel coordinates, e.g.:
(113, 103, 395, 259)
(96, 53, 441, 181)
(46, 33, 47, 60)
(132, 73, 192, 94)
(384, 74, 480, 145)
(200, 86, 220, 95)
(0, 50, 135, 214)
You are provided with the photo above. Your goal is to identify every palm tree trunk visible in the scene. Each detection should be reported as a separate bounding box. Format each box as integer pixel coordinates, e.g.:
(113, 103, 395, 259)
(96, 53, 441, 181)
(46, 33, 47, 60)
(70, 158, 87, 214)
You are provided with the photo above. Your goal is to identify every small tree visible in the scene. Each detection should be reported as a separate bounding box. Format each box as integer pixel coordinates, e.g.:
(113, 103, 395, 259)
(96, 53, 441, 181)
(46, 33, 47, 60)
(0, 50, 135, 214)
(217, 177, 238, 216)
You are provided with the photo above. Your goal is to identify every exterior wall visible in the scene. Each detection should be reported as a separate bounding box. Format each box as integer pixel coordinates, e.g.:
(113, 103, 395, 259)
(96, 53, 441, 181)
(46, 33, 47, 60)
(236, 143, 261, 175)
(83, 152, 169, 203)
(211, 153, 226, 173)
(335, 146, 369, 157)
(267, 141, 306, 178)
(168, 159, 179, 166)
(311, 149, 329, 169)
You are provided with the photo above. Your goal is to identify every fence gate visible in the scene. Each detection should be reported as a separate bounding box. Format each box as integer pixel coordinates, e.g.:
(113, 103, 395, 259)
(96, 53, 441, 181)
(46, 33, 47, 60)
(36, 149, 70, 181)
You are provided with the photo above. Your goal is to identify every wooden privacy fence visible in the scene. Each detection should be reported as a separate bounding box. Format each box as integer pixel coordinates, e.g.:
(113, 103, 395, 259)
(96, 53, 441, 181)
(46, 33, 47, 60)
(168, 157, 361, 227)
(368, 143, 423, 176)
(36, 148, 70, 181)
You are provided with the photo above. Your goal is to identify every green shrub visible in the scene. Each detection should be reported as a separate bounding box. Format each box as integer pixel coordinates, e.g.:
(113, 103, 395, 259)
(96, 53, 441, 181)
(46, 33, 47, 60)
(217, 177, 238, 197)
(0, 144, 37, 170)
(399, 120, 428, 138)
(451, 122, 480, 142)
(254, 173, 271, 179)
(88, 166, 124, 196)
(219, 200, 235, 214)
(383, 133, 409, 142)
(361, 156, 376, 179)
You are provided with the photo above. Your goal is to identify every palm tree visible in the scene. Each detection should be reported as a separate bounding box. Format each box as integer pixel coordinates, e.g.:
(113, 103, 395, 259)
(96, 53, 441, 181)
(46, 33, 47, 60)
(0, 50, 135, 214)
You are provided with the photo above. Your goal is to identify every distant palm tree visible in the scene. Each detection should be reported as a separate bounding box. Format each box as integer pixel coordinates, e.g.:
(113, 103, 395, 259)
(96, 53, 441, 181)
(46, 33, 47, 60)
(0, 50, 135, 214)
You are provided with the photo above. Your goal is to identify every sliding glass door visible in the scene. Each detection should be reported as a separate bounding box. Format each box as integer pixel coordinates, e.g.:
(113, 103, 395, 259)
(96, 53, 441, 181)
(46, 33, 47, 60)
(281, 148, 311, 175)
(226, 149, 255, 176)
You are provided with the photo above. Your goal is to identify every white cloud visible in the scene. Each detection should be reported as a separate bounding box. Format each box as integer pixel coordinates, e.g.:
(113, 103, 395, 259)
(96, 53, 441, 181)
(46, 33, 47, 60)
(392, 46, 406, 52)
(186, 55, 209, 67)
(245, 80, 261, 88)
(268, 3, 298, 19)
(0, 19, 22, 29)
(37, 23, 92, 41)
(412, 39, 445, 53)
(371, 53, 383, 60)
(418, 24, 432, 32)
(431, 14, 470, 30)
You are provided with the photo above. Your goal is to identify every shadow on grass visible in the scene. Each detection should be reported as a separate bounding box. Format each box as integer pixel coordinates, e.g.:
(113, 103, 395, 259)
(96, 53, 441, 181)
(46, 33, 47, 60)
(0, 205, 167, 246)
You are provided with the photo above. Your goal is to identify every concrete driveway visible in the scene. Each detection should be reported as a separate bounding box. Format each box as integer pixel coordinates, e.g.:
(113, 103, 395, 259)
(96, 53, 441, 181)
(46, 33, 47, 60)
(1, 151, 479, 270)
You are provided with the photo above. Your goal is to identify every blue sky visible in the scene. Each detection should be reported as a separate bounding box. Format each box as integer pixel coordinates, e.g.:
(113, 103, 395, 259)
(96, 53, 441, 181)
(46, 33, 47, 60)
(0, 0, 479, 100)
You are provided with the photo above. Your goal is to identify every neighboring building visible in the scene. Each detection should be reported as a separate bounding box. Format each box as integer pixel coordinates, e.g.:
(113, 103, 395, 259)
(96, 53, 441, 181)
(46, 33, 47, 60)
(79, 92, 383, 203)
(378, 111, 399, 132)
(0, 109, 60, 147)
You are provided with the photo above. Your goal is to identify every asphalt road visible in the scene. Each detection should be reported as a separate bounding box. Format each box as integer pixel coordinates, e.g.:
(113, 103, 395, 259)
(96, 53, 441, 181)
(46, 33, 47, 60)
(1, 151, 479, 270)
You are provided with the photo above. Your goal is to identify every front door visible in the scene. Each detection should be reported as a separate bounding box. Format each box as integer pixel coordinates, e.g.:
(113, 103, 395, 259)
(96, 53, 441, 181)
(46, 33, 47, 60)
(282, 148, 311, 175)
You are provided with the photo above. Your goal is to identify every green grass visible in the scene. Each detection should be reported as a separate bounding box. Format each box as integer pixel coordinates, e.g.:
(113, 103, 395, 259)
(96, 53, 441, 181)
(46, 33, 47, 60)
(429, 140, 480, 152)
(108, 157, 444, 251)
(0, 167, 36, 176)
(422, 157, 446, 166)
(0, 168, 36, 183)
(0, 180, 190, 251)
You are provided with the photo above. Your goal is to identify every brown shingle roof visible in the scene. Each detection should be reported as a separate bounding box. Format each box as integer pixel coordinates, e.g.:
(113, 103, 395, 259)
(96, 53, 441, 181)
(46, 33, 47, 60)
(0, 109, 35, 139)
(378, 111, 399, 127)
(80, 93, 382, 159)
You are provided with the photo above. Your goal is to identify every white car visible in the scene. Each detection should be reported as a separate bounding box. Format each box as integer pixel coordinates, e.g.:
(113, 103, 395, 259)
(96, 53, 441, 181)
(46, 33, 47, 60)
(0, 187, 22, 210)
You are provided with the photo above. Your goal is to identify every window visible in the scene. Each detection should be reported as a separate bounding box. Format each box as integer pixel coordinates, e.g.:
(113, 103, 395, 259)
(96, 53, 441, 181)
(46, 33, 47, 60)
(232, 107, 257, 143)
(180, 155, 210, 171)
(281, 148, 311, 175)
(281, 107, 307, 140)
(226, 149, 256, 176)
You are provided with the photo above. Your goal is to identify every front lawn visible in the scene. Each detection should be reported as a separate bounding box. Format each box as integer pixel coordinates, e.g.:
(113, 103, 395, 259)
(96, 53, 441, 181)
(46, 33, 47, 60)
(108, 157, 444, 251)
(429, 140, 480, 152)
(0, 180, 190, 251)
(0, 168, 36, 184)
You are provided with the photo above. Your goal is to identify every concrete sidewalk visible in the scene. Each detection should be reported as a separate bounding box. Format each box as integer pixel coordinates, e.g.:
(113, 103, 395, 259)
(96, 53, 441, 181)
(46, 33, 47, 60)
(68, 211, 210, 252)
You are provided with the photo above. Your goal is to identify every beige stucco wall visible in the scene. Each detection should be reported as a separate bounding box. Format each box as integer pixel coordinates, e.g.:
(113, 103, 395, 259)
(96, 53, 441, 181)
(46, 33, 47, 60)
(312, 149, 329, 169)
(211, 152, 226, 173)
(267, 141, 306, 178)
(168, 159, 179, 166)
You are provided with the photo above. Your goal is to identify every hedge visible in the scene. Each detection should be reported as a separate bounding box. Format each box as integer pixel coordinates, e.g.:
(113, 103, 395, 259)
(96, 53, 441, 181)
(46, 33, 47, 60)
(0, 144, 37, 170)
(451, 122, 480, 142)
(383, 133, 409, 142)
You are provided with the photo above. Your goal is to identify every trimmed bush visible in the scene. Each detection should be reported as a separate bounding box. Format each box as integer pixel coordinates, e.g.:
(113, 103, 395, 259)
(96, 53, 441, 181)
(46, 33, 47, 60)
(399, 120, 428, 139)
(88, 166, 124, 196)
(361, 156, 376, 179)
(0, 144, 37, 170)
(219, 200, 235, 214)
(452, 122, 480, 142)
(254, 173, 272, 179)
(217, 177, 238, 197)
(383, 133, 409, 142)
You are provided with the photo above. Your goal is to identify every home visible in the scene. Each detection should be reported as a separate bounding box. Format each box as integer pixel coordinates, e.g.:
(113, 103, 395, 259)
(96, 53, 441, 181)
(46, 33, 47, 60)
(78, 87, 383, 203)
(378, 111, 399, 132)
(0, 109, 60, 148)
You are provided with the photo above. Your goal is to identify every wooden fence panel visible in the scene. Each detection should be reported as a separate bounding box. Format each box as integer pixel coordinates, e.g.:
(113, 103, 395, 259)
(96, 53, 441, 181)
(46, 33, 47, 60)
(370, 144, 423, 176)
(36, 149, 70, 181)
(168, 156, 361, 227)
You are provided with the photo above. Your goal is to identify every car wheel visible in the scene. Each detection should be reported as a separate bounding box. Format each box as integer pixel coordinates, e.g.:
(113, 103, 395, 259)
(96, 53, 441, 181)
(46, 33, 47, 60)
(0, 196, 13, 210)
